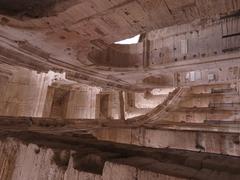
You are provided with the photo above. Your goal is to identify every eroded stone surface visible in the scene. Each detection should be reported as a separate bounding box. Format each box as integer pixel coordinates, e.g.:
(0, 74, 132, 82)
(1, 1, 240, 179)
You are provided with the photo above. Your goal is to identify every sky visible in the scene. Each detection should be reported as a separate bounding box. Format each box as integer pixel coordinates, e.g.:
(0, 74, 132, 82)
(114, 34, 140, 44)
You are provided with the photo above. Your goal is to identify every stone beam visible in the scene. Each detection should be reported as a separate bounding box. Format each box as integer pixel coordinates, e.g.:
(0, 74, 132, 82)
(1, 130, 240, 179)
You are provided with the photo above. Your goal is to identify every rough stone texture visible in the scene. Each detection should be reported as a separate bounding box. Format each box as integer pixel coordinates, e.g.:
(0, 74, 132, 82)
(102, 162, 137, 180)
(2, 1, 240, 179)
(95, 90, 122, 120)
(137, 170, 186, 180)
(43, 84, 101, 119)
(0, 139, 102, 180)
(64, 157, 102, 180)
(0, 65, 62, 117)
(1, 1, 240, 90)
(66, 86, 100, 119)
(11, 143, 64, 180)
(94, 127, 240, 156)
(0, 135, 239, 180)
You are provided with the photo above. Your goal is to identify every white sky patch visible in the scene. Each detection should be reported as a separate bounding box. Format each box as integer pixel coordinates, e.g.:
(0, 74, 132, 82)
(114, 34, 140, 45)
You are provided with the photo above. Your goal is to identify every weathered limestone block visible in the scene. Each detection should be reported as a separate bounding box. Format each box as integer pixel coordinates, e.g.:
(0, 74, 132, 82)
(64, 156, 102, 180)
(202, 133, 240, 156)
(0, 139, 19, 180)
(144, 129, 197, 150)
(94, 128, 240, 156)
(0, 66, 62, 117)
(1, 134, 240, 180)
(65, 86, 100, 119)
(102, 161, 137, 180)
(102, 157, 196, 180)
(131, 128, 145, 146)
(193, 168, 240, 180)
(95, 128, 132, 144)
(142, 162, 197, 180)
(0, 139, 103, 180)
(137, 170, 187, 180)
(11, 143, 65, 180)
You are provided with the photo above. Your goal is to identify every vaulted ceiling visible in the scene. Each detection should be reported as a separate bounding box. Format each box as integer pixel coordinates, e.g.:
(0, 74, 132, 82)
(0, 0, 239, 90)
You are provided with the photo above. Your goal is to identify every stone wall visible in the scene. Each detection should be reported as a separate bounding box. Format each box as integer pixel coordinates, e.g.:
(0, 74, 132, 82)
(0, 65, 63, 117)
(0, 139, 102, 180)
(66, 86, 100, 119)
(148, 16, 240, 65)
(1, 136, 240, 180)
(95, 90, 122, 120)
(94, 127, 240, 156)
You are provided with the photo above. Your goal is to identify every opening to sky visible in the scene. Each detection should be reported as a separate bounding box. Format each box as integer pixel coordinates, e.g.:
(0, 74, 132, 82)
(114, 34, 140, 45)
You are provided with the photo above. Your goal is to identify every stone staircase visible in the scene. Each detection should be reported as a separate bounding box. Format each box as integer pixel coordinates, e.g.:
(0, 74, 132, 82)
(127, 87, 188, 125)
(135, 84, 240, 125)
(94, 84, 240, 156)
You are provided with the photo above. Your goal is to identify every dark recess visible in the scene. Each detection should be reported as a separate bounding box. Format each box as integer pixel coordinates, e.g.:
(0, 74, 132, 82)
(0, 0, 61, 18)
